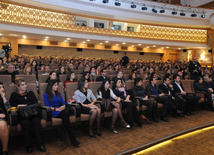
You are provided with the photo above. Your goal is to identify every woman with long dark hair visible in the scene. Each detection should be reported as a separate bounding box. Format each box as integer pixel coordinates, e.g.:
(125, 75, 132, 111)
(97, 79, 130, 133)
(74, 79, 101, 137)
(45, 71, 60, 83)
(63, 71, 77, 88)
(112, 78, 141, 127)
(82, 71, 93, 82)
(0, 82, 10, 155)
(44, 80, 80, 146)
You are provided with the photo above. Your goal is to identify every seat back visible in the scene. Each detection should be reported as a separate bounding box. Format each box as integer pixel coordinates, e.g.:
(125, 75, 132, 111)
(181, 80, 194, 93)
(0, 75, 12, 97)
(156, 80, 162, 87)
(16, 75, 37, 83)
(59, 74, 67, 84)
(65, 82, 78, 101)
(142, 80, 150, 91)
(125, 80, 134, 90)
(38, 75, 49, 83)
(88, 82, 102, 96)
(76, 74, 82, 81)
(39, 82, 64, 106)
(38, 70, 44, 75)
(123, 74, 129, 81)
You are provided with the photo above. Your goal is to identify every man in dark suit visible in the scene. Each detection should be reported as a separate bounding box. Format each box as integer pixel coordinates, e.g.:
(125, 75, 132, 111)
(0, 63, 19, 83)
(189, 57, 201, 79)
(159, 77, 185, 117)
(121, 52, 129, 66)
(172, 74, 198, 115)
(96, 68, 110, 82)
(146, 77, 171, 122)
(112, 70, 126, 86)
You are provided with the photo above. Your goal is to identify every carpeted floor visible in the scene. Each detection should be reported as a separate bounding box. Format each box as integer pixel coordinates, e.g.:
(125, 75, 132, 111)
(7, 109, 214, 155)
(134, 126, 214, 155)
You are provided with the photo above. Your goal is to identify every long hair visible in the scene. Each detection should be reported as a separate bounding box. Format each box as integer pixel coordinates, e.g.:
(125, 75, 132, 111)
(78, 78, 86, 92)
(56, 65, 67, 75)
(45, 71, 57, 83)
(82, 71, 91, 82)
(112, 78, 122, 90)
(66, 71, 77, 81)
(46, 80, 61, 100)
(97, 78, 111, 94)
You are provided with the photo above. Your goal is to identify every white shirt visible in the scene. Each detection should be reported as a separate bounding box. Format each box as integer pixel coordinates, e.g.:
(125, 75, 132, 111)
(175, 82, 184, 92)
(164, 83, 171, 95)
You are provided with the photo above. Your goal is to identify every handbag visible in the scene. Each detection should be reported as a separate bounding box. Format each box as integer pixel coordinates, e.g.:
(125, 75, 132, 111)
(18, 103, 41, 119)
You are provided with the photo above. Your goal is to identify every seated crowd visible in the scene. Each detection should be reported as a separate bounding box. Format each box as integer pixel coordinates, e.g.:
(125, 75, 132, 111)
(0, 55, 214, 155)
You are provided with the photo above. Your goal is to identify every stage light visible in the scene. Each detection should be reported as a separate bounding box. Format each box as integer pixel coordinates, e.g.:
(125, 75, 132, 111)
(160, 9, 165, 13)
(152, 7, 157, 13)
(172, 9, 177, 15)
(180, 12, 185, 16)
(191, 12, 197, 17)
(201, 13, 205, 18)
(141, 4, 147, 10)
(103, 0, 109, 3)
(115, 0, 121, 6)
(131, 2, 136, 8)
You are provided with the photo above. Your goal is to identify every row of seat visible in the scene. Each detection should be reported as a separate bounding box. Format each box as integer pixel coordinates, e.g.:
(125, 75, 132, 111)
(7, 79, 206, 135)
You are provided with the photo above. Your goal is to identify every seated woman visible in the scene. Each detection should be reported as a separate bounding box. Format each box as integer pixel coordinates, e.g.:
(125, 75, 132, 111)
(0, 82, 10, 155)
(74, 79, 101, 137)
(127, 72, 136, 81)
(63, 71, 77, 88)
(112, 78, 141, 127)
(82, 71, 93, 82)
(44, 80, 80, 147)
(132, 78, 158, 124)
(97, 79, 130, 133)
(45, 71, 60, 83)
(194, 76, 214, 111)
(23, 65, 33, 75)
(56, 65, 67, 80)
(9, 77, 46, 154)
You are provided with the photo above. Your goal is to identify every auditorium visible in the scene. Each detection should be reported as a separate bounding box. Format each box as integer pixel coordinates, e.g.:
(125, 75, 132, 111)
(0, 0, 214, 155)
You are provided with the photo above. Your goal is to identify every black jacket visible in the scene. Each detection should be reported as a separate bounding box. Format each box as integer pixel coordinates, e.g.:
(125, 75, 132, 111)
(146, 84, 163, 97)
(172, 82, 185, 93)
(159, 83, 174, 95)
(96, 76, 110, 82)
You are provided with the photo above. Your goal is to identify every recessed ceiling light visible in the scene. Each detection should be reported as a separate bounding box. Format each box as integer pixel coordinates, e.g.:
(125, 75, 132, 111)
(100, 43, 103, 45)
(83, 41, 86, 44)
(138, 44, 141, 46)
(132, 45, 135, 47)
(178, 48, 181, 50)
(65, 40, 67, 42)
(153, 45, 156, 47)
(67, 38, 70, 40)
(116, 44, 119, 46)
(45, 36, 49, 39)
(44, 39, 48, 41)
(0, 33, 2, 36)
(161, 47, 164, 49)
(166, 47, 169, 48)
(105, 41, 109, 43)
(147, 46, 149, 48)
(87, 39, 90, 41)
(23, 35, 26, 39)
(122, 42, 126, 44)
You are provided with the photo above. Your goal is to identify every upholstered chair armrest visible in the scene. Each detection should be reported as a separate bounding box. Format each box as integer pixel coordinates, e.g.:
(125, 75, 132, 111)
(70, 103, 81, 117)
(8, 110, 18, 127)
(41, 106, 52, 122)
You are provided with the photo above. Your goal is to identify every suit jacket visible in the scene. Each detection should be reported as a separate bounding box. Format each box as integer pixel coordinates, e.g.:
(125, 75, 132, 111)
(194, 82, 208, 93)
(159, 83, 174, 95)
(96, 76, 110, 82)
(172, 82, 185, 93)
(146, 84, 163, 96)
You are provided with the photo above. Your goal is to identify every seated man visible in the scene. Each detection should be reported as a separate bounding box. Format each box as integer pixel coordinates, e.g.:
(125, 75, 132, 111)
(172, 74, 199, 115)
(42, 66, 50, 75)
(112, 70, 126, 86)
(159, 77, 185, 117)
(96, 68, 110, 82)
(146, 76, 171, 122)
(0, 63, 19, 83)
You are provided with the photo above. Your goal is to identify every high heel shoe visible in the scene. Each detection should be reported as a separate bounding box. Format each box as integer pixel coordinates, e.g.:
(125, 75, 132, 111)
(121, 120, 130, 129)
(111, 126, 118, 134)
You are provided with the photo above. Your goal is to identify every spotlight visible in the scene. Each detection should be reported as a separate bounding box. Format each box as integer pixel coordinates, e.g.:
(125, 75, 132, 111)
(180, 10, 185, 16)
(191, 12, 197, 17)
(141, 4, 147, 10)
(152, 7, 157, 13)
(115, 0, 121, 6)
(201, 13, 205, 18)
(172, 9, 177, 15)
(103, 0, 109, 3)
(160, 9, 165, 13)
(131, 2, 136, 8)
